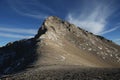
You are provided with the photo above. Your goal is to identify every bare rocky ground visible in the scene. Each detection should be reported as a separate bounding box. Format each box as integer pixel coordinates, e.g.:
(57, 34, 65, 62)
(1, 65, 120, 80)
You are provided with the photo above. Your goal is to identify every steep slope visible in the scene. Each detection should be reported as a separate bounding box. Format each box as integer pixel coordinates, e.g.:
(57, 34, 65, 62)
(0, 38, 37, 75)
(0, 16, 120, 76)
(34, 16, 120, 67)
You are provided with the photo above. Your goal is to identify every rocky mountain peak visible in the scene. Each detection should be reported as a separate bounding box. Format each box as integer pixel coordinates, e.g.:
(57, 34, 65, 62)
(35, 16, 80, 39)
(0, 16, 120, 77)
(43, 16, 64, 31)
(35, 16, 60, 38)
(40, 16, 64, 31)
(34, 16, 120, 67)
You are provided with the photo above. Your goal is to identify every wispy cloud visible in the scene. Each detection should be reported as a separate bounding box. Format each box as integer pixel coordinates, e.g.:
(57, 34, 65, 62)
(115, 39, 120, 42)
(0, 27, 37, 35)
(0, 32, 33, 39)
(114, 38, 120, 45)
(100, 26, 120, 35)
(0, 27, 37, 39)
(66, 0, 118, 35)
(7, 0, 55, 19)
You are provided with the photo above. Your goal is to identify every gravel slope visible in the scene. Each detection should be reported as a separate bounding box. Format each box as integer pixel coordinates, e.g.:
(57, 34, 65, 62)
(1, 65, 120, 80)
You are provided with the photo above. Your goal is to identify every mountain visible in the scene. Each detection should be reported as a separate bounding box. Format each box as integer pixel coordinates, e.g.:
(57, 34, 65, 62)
(0, 16, 120, 79)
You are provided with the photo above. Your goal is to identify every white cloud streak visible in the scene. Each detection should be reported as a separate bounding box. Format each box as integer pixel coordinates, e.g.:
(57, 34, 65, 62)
(0, 27, 37, 39)
(66, 0, 118, 35)
(67, 14, 105, 34)
(114, 38, 120, 45)
(0, 27, 37, 35)
(99, 26, 120, 35)
(115, 39, 120, 42)
(0, 32, 33, 39)
(7, 0, 55, 19)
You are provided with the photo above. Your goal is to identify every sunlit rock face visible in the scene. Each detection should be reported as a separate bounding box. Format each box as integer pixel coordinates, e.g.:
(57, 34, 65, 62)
(0, 16, 120, 75)
(35, 16, 120, 67)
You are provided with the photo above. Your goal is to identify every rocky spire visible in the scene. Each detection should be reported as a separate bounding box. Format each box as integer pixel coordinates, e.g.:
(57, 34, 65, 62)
(35, 16, 79, 39)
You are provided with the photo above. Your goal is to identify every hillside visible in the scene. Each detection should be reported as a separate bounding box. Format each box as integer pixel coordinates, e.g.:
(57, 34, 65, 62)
(0, 16, 120, 79)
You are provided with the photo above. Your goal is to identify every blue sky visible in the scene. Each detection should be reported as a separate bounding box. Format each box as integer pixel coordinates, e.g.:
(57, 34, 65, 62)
(0, 0, 120, 46)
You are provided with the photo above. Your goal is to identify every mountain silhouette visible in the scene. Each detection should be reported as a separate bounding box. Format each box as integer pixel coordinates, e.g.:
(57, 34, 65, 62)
(0, 16, 120, 80)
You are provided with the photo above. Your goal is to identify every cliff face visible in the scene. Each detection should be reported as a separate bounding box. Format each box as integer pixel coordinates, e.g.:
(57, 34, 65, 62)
(0, 16, 120, 75)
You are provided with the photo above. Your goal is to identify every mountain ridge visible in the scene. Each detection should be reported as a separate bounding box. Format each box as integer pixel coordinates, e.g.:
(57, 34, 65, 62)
(0, 16, 120, 77)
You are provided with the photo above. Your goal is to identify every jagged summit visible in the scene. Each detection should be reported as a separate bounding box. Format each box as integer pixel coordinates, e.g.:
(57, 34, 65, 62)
(35, 16, 89, 41)
(0, 16, 120, 77)
(35, 16, 110, 42)
(35, 16, 72, 38)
